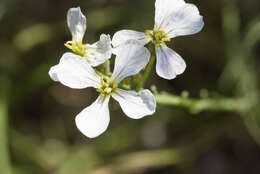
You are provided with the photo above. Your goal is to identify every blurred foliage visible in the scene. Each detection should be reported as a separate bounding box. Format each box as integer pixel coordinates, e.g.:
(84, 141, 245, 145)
(0, 0, 260, 174)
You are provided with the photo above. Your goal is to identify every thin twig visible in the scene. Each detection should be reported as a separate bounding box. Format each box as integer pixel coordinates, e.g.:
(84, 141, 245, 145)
(156, 92, 250, 113)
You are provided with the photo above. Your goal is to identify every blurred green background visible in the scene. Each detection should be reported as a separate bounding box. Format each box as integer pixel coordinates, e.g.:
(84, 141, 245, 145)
(1, 0, 260, 174)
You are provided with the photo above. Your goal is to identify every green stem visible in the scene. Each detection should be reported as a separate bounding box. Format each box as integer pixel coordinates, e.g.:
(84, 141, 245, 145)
(104, 60, 111, 76)
(156, 92, 250, 113)
(137, 47, 156, 91)
(0, 83, 12, 174)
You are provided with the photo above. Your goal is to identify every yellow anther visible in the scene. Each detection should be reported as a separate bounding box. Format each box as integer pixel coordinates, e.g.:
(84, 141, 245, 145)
(64, 41, 74, 49)
(104, 88, 112, 94)
(97, 76, 118, 96)
(64, 39, 87, 57)
(145, 29, 170, 47)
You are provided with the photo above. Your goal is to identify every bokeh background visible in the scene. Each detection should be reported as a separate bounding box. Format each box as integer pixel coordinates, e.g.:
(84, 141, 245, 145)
(1, 0, 260, 174)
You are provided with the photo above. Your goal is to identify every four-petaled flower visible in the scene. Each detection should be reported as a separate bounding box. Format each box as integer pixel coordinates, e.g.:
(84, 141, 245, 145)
(49, 40, 156, 138)
(112, 0, 204, 80)
(65, 7, 112, 67)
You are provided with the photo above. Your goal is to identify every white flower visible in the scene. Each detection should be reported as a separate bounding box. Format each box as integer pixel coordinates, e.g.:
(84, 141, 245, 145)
(65, 7, 112, 66)
(49, 40, 156, 138)
(112, 0, 204, 80)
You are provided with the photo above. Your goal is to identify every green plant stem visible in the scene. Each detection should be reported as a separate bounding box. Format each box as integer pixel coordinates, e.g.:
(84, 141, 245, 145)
(104, 60, 111, 76)
(137, 53, 156, 91)
(0, 85, 12, 174)
(156, 92, 250, 113)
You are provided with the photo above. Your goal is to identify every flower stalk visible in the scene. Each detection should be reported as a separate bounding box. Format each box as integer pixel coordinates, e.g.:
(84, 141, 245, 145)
(104, 60, 111, 76)
(137, 45, 156, 91)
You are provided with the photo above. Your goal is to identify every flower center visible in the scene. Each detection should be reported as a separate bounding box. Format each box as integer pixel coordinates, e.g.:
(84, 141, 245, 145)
(145, 29, 170, 47)
(65, 40, 87, 57)
(96, 76, 118, 96)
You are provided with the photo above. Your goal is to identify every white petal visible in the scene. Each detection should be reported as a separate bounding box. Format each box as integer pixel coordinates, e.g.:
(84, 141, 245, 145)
(156, 45, 186, 80)
(112, 89, 156, 119)
(155, 0, 185, 29)
(49, 65, 59, 82)
(111, 40, 150, 83)
(48, 52, 100, 89)
(67, 7, 87, 42)
(159, 3, 204, 38)
(85, 34, 112, 67)
(112, 30, 148, 48)
(75, 95, 110, 138)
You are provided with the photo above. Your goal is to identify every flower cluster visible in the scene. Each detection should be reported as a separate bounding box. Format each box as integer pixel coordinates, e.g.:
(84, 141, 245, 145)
(49, 0, 204, 138)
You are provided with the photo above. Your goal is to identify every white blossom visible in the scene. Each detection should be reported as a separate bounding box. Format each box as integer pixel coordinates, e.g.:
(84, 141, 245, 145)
(49, 40, 156, 138)
(112, 0, 204, 80)
(65, 7, 112, 67)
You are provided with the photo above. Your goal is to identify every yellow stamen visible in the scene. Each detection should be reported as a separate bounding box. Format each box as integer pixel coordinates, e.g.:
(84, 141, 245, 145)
(97, 76, 118, 96)
(64, 39, 87, 57)
(145, 29, 170, 47)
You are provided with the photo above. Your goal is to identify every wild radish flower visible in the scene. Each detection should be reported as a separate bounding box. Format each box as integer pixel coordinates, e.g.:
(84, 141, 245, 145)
(65, 7, 112, 67)
(112, 0, 204, 80)
(49, 40, 156, 138)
